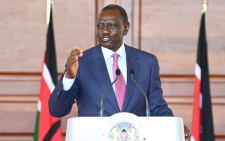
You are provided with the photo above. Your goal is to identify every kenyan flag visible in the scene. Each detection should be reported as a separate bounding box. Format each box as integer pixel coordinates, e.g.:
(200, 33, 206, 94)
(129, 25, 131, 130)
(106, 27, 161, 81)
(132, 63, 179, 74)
(34, 3, 62, 141)
(191, 3, 214, 141)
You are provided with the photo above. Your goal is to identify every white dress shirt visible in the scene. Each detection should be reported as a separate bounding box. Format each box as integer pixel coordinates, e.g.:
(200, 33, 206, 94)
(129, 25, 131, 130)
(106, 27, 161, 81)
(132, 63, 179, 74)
(62, 43, 127, 93)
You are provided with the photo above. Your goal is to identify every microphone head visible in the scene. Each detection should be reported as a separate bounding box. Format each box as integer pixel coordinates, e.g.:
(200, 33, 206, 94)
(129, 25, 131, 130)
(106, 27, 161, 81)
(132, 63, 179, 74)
(116, 69, 121, 76)
(130, 69, 134, 75)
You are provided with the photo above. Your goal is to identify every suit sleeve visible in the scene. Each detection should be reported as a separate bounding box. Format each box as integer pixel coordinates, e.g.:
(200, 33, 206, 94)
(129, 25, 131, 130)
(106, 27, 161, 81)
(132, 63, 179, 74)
(148, 56, 174, 116)
(48, 68, 81, 117)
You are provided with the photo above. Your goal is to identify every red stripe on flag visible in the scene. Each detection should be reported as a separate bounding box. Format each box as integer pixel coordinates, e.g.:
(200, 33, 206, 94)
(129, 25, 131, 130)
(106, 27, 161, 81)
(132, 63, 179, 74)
(191, 75, 201, 141)
(38, 73, 61, 141)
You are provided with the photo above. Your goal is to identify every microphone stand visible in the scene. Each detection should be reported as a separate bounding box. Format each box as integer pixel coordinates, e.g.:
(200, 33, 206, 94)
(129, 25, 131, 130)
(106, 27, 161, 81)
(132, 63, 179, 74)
(130, 69, 150, 117)
(100, 69, 120, 117)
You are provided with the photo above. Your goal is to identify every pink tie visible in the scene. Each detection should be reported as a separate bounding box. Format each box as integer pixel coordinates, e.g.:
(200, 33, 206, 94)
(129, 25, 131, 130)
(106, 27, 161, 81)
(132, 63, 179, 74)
(112, 53, 126, 111)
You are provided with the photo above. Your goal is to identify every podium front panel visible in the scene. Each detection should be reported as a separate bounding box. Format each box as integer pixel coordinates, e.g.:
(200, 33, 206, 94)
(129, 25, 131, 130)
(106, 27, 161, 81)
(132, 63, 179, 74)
(65, 117, 184, 141)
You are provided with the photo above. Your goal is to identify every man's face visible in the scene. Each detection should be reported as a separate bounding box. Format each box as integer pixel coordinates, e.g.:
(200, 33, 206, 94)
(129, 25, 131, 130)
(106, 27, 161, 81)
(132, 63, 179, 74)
(96, 9, 129, 52)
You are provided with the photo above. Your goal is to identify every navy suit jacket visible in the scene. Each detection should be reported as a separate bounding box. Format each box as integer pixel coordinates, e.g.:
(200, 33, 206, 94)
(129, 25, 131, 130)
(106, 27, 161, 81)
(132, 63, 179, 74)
(49, 44, 173, 117)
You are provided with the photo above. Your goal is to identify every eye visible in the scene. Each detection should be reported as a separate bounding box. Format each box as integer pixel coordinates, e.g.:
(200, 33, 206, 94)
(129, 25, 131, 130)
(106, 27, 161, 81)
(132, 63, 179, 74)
(97, 24, 104, 28)
(108, 23, 116, 28)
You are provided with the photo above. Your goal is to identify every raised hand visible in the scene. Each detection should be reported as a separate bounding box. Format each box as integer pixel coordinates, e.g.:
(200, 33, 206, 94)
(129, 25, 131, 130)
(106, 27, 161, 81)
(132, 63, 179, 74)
(66, 47, 83, 79)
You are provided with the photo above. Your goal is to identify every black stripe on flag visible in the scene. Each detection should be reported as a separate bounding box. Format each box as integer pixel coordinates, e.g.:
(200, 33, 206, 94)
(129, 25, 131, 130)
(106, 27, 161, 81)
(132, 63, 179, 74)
(198, 12, 214, 141)
(45, 6, 58, 86)
(44, 5, 61, 140)
(43, 120, 61, 141)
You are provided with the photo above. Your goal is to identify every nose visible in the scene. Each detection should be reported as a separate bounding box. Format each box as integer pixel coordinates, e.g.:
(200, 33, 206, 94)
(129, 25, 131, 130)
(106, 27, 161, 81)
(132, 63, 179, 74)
(102, 26, 110, 35)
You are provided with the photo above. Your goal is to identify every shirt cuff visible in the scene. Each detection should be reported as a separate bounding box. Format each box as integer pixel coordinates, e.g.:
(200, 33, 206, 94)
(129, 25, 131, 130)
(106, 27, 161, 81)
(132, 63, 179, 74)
(62, 72, 76, 91)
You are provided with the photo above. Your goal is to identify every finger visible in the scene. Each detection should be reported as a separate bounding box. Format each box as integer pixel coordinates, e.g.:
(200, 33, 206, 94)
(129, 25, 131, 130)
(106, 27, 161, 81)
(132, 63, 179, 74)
(71, 47, 79, 54)
(71, 48, 82, 54)
(74, 46, 81, 51)
(71, 52, 82, 57)
(79, 51, 83, 57)
(70, 50, 82, 57)
(72, 49, 83, 57)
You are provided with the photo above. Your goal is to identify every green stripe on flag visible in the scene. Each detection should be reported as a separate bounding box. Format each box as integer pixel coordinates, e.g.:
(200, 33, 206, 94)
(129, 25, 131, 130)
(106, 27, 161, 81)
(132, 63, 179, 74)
(34, 111, 40, 141)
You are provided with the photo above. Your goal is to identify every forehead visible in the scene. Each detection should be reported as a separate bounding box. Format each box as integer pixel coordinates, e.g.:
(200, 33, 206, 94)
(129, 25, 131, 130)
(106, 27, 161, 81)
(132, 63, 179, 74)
(97, 9, 122, 22)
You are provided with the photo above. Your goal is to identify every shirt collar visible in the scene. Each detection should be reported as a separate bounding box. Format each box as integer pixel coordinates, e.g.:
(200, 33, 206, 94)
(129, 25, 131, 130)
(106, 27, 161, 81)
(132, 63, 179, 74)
(101, 43, 126, 62)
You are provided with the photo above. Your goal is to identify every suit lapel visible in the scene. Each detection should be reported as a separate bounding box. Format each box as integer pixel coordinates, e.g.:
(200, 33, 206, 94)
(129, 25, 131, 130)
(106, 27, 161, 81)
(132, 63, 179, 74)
(122, 45, 140, 111)
(90, 45, 120, 112)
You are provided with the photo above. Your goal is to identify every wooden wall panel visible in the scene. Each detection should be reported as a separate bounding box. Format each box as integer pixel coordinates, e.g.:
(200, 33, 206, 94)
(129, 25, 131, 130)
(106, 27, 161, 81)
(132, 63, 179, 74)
(0, 75, 224, 134)
(0, 102, 77, 133)
(0, 0, 95, 140)
(141, 0, 225, 75)
(216, 140, 225, 141)
(53, 0, 96, 73)
(0, 136, 33, 141)
(132, 0, 141, 49)
(0, 0, 46, 73)
(0, 0, 224, 141)
(0, 0, 96, 73)
(169, 104, 225, 136)
(120, 0, 132, 46)
(161, 77, 225, 97)
(0, 75, 40, 96)
(0, 103, 36, 133)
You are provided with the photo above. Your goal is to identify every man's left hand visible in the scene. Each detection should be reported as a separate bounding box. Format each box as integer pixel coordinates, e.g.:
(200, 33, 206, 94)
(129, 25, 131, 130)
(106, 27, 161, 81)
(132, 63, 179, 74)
(184, 125, 191, 141)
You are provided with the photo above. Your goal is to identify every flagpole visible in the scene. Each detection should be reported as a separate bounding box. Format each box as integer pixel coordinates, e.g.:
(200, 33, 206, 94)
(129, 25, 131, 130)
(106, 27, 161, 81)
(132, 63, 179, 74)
(202, 0, 208, 37)
(46, 0, 53, 27)
(202, 0, 207, 13)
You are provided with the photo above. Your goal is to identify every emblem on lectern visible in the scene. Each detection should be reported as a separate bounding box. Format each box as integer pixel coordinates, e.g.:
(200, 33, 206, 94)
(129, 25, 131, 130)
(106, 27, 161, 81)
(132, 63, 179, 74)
(100, 112, 147, 141)
(108, 122, 139, 141)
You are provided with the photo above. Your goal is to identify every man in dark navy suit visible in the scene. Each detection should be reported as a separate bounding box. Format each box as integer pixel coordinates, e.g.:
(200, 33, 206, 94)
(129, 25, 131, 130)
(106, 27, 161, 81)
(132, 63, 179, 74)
(48, 4, 191, 140)
(49, 4, 173, 117)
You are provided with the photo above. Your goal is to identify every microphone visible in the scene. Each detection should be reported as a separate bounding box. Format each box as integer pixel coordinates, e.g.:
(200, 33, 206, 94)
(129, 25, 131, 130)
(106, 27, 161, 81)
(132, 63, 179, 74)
(100, 69, 120, 117)
(130, 69, 150, 117)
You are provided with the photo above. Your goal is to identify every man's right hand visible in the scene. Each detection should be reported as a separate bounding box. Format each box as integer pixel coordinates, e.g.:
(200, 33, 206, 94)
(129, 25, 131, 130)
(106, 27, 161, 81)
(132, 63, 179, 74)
(66, 47, 83, 79)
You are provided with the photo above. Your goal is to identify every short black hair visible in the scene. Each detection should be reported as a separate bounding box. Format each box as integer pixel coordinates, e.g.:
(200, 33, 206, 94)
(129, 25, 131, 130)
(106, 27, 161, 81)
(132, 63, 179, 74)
(101, 4, 128, 24)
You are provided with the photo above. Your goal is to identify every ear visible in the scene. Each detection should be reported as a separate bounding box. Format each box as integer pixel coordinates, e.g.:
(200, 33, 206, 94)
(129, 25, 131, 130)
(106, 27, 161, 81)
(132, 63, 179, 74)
(123, 22, 130, 36)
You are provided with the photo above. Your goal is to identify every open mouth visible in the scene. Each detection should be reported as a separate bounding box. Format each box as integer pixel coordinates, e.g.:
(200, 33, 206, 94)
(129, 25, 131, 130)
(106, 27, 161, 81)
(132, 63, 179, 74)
(102, 37, 110, 42)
